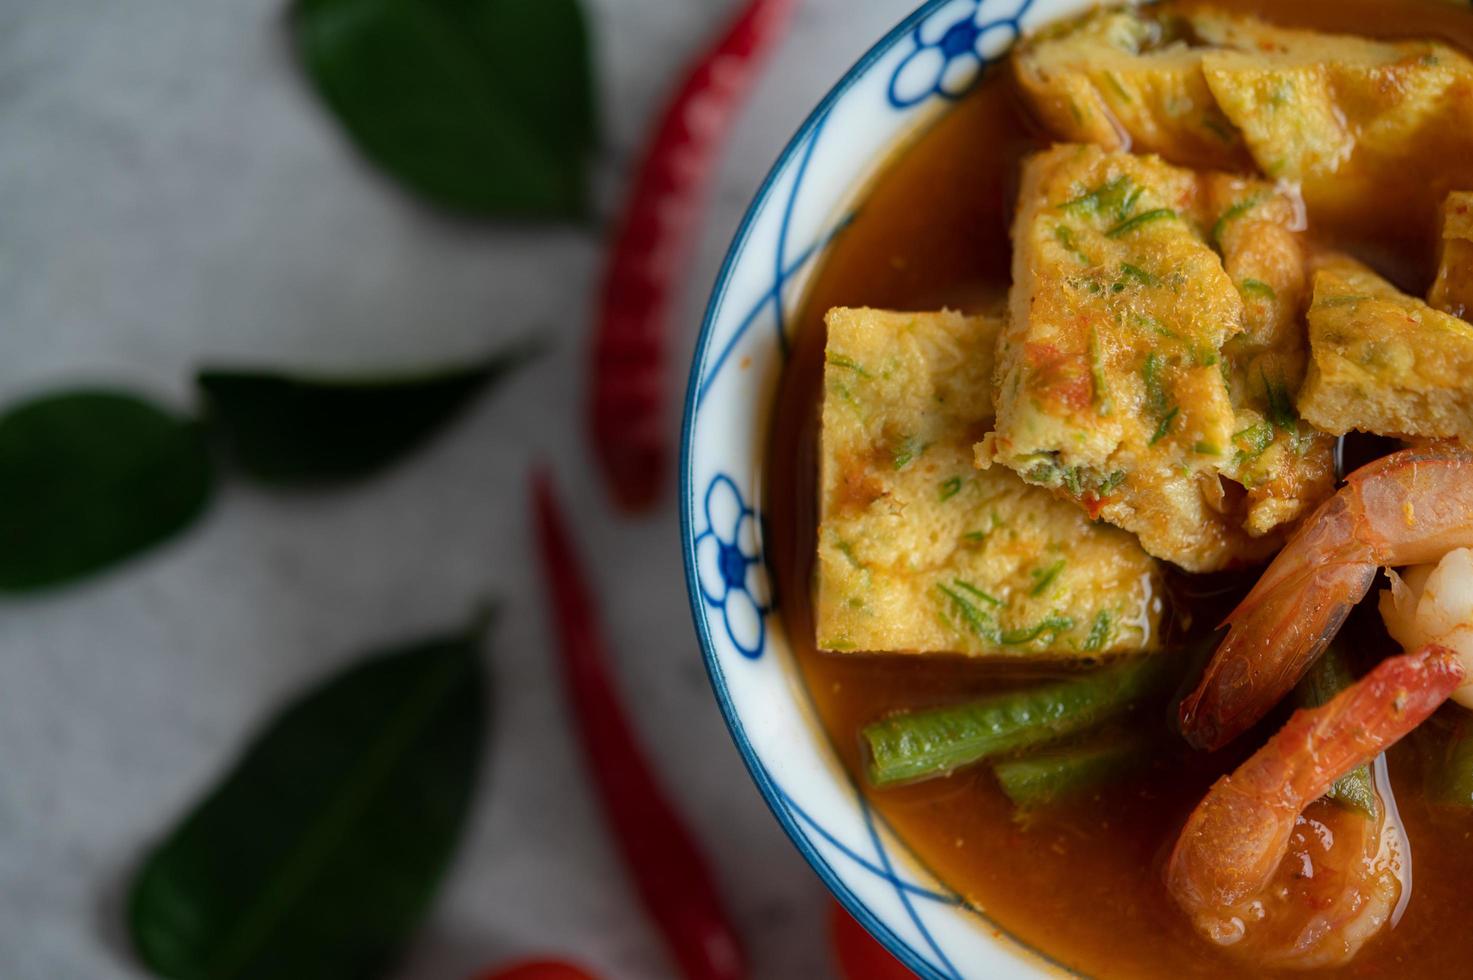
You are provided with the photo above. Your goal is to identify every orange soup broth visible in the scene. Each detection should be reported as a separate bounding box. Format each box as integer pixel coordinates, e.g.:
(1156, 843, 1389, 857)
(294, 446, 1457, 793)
(766, 1, 1473, 977)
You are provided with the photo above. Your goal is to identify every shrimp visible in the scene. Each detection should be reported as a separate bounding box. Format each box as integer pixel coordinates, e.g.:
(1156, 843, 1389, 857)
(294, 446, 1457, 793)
(1380, 547, 1473, 708)
(1180, 446, 1473, 751)
(1166, 645, 1464, 968)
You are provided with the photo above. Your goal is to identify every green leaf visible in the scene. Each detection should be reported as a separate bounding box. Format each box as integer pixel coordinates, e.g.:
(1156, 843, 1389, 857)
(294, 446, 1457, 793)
(1082, 611, 1113, 652)
(1118, 262, 1161, 288)
(1142, 351, 1167, 415)
(1149, 405, 1179, 446)
(1028, 559, 1066, 597)
(198, 343, 537, 484)
(1210, 193, 1266, 246)
(129, 618, 488, 980)
(1105, 208, 1176, 239)
(0, 391, 214, 592)
(1059, 175, 1132, 217)
(953, 578, 1002, 608)
(1295, 644, 1377, 818)
(1262, 368, 1298, 432)
(1239, 277, 1276, 301)
(291, 0, 597, 220)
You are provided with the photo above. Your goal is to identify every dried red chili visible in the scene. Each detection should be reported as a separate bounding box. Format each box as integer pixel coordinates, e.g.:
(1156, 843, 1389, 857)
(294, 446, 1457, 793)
(590, 0, 800, 512)
(829, 901, 915, 980)
(474, 960, 600, 980)
(531, 469, 747, 980)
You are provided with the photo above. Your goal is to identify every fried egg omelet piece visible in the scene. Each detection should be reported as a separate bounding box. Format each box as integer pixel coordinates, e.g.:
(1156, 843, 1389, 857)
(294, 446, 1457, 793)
(989, 144, 1332, 572)
(1300, 256, 1473, 446)
(816, 307, 1162, 659)
(1013, 6, 1246, 170)
(1195, 11, 1473, 238)
(1205, 174, 1337, 538)
(1016, 7, 1473, 254)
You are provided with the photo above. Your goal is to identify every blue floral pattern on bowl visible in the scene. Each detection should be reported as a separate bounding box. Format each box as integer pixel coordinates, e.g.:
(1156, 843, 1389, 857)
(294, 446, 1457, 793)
(682, 1, 1091, 976)
(889, 0, 1036, 107)
(694, 474, 768, 660)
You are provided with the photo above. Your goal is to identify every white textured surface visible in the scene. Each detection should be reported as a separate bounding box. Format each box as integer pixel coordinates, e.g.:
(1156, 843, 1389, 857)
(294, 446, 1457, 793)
(0, 1, 917, 977)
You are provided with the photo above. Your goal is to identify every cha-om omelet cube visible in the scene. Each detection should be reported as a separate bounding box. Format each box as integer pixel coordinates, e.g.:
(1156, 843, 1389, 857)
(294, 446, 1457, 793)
(1300, 258, 1473, 444)
(817, 307, 1161, 658)
(989, 144, 1315, 572)
(1204, 175, 1336, 537)
(1196, 13, 1473, 237)
(1014, 7, 1246, 170)
(1431, 191, 1473, 318)
(1017, 7, 1473, 249)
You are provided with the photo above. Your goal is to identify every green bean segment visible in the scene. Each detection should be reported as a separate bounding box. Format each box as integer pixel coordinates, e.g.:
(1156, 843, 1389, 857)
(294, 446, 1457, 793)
(994, 736, 1149, 809)
(862, 656, 1166, 787)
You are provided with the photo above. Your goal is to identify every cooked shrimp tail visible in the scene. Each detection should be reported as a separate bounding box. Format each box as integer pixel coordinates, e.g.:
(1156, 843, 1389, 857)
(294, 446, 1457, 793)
(1180, 448, 1473, 750)
(1167, 645, 1463, 966)
(1180, 492, 1375, 751)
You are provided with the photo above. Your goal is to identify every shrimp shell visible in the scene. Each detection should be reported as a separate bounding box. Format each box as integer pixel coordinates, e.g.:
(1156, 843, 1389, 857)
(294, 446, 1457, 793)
(1167, 645, 1463, 963)
(1181, 447, 1473, 750)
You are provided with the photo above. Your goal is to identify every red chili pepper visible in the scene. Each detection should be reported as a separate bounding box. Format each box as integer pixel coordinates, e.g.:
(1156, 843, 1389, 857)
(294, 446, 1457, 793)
(590, 0, 801, 512)
(475, 959, 601, 980)
(531, 469, 747, 980)
(829, 901, 915, 980)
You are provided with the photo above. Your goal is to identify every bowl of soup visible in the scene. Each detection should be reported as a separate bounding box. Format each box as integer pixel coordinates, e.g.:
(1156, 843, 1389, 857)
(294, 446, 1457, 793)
(681, 1, 1473, 976)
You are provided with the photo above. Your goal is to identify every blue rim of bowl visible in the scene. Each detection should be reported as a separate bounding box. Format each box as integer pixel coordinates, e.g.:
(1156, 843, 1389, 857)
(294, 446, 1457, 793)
(681, 2, 996, 976)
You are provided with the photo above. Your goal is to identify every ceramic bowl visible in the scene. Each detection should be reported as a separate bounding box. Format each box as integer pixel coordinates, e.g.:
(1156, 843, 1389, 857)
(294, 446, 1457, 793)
(680, 0, 1099, 976)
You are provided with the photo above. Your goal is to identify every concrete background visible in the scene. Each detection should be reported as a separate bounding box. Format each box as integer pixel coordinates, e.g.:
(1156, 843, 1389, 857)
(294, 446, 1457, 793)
(0, 0, 921, 977)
